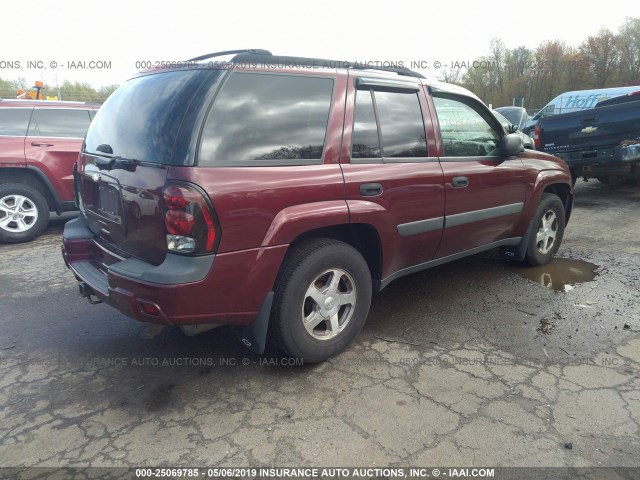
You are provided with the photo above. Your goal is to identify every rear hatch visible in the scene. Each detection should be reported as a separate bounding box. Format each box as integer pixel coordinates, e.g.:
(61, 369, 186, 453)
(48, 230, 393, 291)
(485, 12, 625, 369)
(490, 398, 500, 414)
(78, 67, 225, 265)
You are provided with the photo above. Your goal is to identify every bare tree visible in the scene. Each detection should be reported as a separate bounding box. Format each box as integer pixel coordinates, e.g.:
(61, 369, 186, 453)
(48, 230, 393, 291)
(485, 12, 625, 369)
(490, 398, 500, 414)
(617, 17, 640, 84)
(438, 66, 463, 84)
(578, 28, 620, 87)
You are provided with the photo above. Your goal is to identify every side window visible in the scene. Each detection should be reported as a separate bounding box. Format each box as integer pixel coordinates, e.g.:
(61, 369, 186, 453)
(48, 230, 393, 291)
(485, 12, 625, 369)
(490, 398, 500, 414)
(375, 91, 427, 158)
(0, 108, 32, 136)
(351, 89, 427, 160)
(199, 73, 334, 165)
(28, 109, 91, 138)
(433, 96, 501, 157)
(351, 90, 380, 159)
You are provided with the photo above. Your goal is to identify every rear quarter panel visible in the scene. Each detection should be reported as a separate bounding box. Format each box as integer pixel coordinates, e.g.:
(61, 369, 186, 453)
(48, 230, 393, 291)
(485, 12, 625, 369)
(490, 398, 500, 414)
(167, 165, 348, 253)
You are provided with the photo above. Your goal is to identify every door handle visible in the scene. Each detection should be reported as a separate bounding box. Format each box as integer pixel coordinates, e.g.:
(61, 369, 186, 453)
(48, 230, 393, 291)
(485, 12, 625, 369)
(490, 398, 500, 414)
(451, 176, 469, 188)
(31, 142, 54, 147)
(359, 183, 383, 196)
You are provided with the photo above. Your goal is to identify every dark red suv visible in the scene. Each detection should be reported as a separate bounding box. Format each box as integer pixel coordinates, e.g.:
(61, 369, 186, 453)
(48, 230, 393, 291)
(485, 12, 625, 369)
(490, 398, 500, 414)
(62, 50, 573, 362)
(0, 100, 98, 242)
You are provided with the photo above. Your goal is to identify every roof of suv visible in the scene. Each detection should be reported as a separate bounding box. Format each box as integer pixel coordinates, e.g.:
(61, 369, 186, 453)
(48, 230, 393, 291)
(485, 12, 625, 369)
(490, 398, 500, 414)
(0, 99, 94, 108)
(133, 49, 482, 102)
(185, 48, 425, 79)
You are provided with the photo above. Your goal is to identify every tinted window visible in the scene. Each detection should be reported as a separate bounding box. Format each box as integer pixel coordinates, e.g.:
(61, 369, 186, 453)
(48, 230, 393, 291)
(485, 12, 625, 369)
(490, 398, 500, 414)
(351, 90, 380, 159)
(0, 108, 32, 136)
(433, 96, 500, 157)
(85, 69, 221, 165)
(375, 91, 427, 157)
(200, 73, 334, 165)
(495, 107, 526, 129)
(29, 109, 91, 138)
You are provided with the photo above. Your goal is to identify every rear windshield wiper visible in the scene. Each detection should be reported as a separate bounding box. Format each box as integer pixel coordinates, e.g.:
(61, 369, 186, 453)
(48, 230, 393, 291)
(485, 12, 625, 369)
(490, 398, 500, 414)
(94, 155, 140, 172)
(88, 144, 141, 171)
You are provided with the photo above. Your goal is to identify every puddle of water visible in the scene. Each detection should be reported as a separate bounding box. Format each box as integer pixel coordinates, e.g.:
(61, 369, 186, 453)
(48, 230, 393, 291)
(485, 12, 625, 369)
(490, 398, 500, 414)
(508, 259, 598, 293)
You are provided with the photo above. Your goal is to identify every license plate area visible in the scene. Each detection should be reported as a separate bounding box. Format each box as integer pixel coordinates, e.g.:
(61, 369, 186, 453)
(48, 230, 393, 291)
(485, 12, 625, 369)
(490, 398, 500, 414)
(97, 182, 122, 223)
(83, 174, 123, 226)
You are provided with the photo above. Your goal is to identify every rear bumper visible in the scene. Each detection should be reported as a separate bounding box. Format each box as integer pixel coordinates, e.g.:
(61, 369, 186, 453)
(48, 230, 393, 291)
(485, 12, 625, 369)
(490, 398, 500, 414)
(62, 216, 287, 326)
(553, 143, 640, 176)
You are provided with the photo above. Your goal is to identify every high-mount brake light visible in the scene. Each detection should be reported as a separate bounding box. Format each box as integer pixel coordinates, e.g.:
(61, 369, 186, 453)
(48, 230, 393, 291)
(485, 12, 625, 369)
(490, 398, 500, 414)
(163, 183, 218, 254)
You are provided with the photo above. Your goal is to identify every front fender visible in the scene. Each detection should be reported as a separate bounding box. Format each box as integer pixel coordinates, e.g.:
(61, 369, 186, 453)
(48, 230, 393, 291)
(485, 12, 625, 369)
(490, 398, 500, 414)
(532, 169, 572, 210)
(501, 168, 572, 261)
(261, 200, 350, 246)
(516, 169, 572, 232)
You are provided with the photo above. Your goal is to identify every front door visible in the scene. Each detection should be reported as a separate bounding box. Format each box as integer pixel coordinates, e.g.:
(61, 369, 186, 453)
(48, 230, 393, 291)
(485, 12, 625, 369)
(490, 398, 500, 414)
(431, 94, 527, 258)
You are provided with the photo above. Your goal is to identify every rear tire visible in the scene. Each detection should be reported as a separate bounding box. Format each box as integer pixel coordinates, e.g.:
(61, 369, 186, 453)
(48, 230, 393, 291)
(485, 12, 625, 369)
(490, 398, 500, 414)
(524, 193, 565, 266)
(270, 239, 372, 363)
(0, 184, 50, 243)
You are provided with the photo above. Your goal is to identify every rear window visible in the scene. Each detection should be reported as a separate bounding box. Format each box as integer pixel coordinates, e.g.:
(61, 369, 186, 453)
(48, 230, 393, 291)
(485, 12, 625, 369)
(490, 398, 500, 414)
(84, 69, 222, 165)
(0, 108, 32, 136)
(199, 72, 334, 166)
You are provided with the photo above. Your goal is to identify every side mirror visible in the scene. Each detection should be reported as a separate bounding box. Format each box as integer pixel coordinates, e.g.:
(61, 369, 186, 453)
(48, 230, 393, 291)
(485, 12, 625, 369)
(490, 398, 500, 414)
(507, 123, 518, 134)
(499, 133, 523, 158)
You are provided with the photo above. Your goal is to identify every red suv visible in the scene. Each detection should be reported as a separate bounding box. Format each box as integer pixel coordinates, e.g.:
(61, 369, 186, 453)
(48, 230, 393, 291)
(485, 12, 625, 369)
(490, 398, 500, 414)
(0, 100, 98, 242)
(62, 50, 573, 362)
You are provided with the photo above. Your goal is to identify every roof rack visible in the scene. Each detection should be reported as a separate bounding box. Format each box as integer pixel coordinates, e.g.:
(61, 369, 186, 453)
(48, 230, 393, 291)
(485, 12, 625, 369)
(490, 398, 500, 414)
(231, 52, 425, 79)
(187, 49, 273, 62)
(188, 50, 425, 79)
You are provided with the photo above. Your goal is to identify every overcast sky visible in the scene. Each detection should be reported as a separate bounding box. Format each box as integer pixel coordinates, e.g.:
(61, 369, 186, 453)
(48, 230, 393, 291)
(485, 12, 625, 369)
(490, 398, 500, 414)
(0, 0, 633, 89)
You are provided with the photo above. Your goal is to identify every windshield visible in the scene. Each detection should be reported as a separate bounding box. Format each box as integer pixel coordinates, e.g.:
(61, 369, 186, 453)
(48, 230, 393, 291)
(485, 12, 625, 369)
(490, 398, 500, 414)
(84, 69, 223, 165)
(494, 107, 524, 127)
(491, 110, 510, 129)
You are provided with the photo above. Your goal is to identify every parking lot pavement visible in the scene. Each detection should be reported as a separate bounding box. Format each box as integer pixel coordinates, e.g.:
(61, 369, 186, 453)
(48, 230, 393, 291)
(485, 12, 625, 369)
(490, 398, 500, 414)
(1, 181, 639, 468)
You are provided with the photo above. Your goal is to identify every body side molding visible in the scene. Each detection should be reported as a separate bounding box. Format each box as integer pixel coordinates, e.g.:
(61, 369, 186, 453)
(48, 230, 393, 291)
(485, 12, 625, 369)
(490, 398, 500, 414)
(380, 237, 522, 289)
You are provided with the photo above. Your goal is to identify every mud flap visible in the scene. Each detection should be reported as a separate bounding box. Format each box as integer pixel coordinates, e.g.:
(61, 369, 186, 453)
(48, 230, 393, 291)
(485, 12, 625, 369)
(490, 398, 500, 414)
(235, 291, 273, 354)
(501, 219, 535, 262)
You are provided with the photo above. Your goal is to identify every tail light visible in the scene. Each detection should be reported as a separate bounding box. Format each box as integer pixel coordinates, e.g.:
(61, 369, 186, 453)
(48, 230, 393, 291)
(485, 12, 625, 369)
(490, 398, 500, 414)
(163, 182, 220, 255)
(533, 124, 541, 150)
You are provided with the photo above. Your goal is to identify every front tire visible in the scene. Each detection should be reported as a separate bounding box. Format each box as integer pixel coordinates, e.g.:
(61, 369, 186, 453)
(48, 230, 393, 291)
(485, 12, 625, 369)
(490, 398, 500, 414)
(0, 184, 50, 243)
(524, 193, 565, 266)
(270, 239, 372, 363)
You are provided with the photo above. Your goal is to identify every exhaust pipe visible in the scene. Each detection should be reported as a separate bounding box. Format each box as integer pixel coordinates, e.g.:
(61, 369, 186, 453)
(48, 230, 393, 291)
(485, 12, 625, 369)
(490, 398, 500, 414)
(180, 324, 222, 336)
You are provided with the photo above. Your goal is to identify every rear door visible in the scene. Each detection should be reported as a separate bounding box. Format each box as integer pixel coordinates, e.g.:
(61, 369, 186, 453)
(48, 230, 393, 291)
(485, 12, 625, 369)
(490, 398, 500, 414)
(0, 107, 32, 167)
(25, 108, 92, 202)
(341, 74, 445, 279)
(430, 94, 527, 258)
